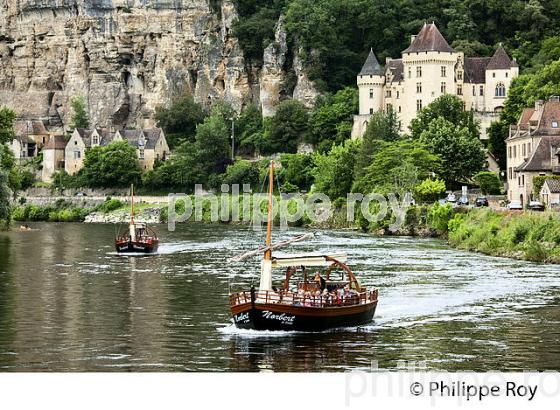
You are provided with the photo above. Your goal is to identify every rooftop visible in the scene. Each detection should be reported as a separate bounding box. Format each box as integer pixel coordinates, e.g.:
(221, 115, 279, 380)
(487, 46, 516, 70)
(359, 49, 384, 76)
(402, 23, 455, 54)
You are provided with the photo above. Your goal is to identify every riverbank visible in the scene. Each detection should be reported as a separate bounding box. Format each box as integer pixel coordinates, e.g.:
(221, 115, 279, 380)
(8, 195, 560, 264)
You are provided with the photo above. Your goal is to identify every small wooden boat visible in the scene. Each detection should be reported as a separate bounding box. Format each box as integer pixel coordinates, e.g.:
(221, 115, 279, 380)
(115, 185, 159, 254)
(229, 161, 378, 331)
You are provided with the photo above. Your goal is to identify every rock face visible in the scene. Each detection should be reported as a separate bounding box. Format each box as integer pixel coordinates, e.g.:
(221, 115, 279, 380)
(0, 1, 319, 128)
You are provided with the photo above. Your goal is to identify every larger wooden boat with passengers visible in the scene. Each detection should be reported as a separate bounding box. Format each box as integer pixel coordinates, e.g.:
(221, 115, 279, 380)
(229, 161, 378, 332)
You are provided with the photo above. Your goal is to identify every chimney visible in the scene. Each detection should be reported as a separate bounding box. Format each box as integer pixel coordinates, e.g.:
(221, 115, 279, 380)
(535, 100, 545, 112)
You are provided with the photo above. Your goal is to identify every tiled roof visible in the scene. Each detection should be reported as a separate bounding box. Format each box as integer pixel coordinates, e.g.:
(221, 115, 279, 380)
(515, 136, 560, 172)
(544, 179, 560, 193)
(386, 59, 403, 82)
(121, 128, 163, 149)
(14, 120, 48, 137)
(487, 46, 514, 70)
(537, 101, 560, 133)
(402, 23, 455, 54)
(44, 134, 67, 150)
(464, 57, 490, 84)
(359, 49, 384, 76)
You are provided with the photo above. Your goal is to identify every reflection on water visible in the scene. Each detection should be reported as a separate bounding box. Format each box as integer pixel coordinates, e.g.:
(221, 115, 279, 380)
(0, 223, 559, 371)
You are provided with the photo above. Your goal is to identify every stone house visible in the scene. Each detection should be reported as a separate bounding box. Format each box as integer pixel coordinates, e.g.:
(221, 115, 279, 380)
(353, 23, 519, 139)
(506, 97, 560, 206)
(10, 120, 50, 161)
(540, 179, 560, 207)
(64, 128, 114, 175)
(42, 135, 67, 182)
(113, 128, 170, 171)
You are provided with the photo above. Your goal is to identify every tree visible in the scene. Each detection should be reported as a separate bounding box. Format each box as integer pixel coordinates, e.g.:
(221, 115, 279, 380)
(0, 107, 16, 144)
(312, 140, 359, 200)
(0, 169, 11, 228)
(474, 171, 503, 195)
(82, 141, 141, 188)
(307, 87, 358, 152)
(410, 94, 479, 139)
(278, 153, 315, 192)
(352, 139, 441, 195)
(236, 104, 264, 156)
(354, 110, 400, 179)
(69, 96, 90, 130)
(419, 117, 485, 185)
(155, 94, 206, 149)
(264, 99, 309, 154)
(415, 179, 446, 203)
(221, 160, 262, 189)
(194, 114, 231, 178)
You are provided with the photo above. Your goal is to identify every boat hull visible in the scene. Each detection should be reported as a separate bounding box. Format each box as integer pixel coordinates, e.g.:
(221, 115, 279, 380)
(231, 301, 377, 331)
(115, 240, 159, 254)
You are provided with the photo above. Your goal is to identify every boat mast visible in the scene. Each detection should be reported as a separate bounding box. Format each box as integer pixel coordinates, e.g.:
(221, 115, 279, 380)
(129, 184, 136, 241)
(259, 160, 274, 291)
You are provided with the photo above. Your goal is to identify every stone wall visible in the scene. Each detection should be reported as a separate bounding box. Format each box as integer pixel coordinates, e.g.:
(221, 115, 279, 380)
(0, 1, 319, 128)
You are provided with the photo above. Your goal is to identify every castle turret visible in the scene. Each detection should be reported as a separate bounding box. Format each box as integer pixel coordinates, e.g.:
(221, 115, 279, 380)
(357, 49, 384, 116)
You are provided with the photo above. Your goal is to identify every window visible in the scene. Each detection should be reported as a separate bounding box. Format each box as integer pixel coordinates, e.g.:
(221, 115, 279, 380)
(495, 83, 506, 97)
(386, 103, 392, 112)
(408, 67, 412, 78)
(386, 90, 392, 98)
(92, 136, 98, 145)
(74, 151, 81, 160)
(472, 86, 476, 96)
(416, 99, 423, 111)
(369, 108, 374, 114)
(441, 82, 446, 94)
(509, 167, 513, 180)
(506, 72, 509, 78)
(416, 82, 422, 93)
(508, 146, 512, 159)
(552, 121, 559, 128)
(398, 106, 402, 113)
(513, 145, 517, 158)
(369, 89, 374, 99)
(139, 148, 145, 160)
(480, 85, 484, 96)
(528, 142, 532, 154)
(493, 72, 496, 78)
(416, 66, 422, 77)
(441, 66, 446, 77)
(396, 91, 400, 99)
(457, 85, 463, 95)
(522, 144, 526, 157)
(457, 71, 463, 81)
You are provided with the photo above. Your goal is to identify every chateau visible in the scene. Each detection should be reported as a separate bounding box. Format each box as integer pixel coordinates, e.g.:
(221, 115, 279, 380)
(352, 23, 519, 139)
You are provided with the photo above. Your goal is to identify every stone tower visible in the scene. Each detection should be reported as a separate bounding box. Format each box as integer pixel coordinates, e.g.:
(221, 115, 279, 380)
(353, 49, 385, 136)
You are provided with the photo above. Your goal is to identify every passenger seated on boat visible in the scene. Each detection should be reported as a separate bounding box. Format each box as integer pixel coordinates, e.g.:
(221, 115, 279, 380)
(304, 291, 313, 307)
(314, 272, 326, 292)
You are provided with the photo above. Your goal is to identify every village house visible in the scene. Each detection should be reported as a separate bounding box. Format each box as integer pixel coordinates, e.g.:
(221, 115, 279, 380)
(42, 135, 67, 182)
(506, 97, 560, 206)
(10, 120, 51, 162)
(60, 127, 169, 178)
(540, 179, 560, 208)
(352, 23, 519, 139)
(113, 128, 170, 171)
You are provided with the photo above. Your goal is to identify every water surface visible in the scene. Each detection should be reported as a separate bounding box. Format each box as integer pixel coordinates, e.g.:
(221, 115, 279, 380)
(0, 223, 559, 371)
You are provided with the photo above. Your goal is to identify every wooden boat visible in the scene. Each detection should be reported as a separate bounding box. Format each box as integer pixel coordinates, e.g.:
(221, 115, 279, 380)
(229, 161, 378, 331)
(115, 185, 159, 254)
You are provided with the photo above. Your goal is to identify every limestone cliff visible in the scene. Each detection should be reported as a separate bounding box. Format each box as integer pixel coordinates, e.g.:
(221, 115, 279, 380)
(0, 0, 319, 129)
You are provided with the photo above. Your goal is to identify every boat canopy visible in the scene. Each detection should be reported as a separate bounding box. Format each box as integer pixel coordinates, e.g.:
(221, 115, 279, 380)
(271, 252, 347, 268)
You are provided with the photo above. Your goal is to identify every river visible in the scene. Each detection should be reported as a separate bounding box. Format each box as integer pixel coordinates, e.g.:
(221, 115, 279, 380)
(0, 222, 559, 371)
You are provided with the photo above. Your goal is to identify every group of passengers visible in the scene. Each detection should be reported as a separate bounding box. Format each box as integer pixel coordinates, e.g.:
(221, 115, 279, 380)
(287, 272, 359, 307)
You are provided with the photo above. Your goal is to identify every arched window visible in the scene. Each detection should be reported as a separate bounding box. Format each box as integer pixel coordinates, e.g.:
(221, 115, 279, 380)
(495, 83, 506, 97)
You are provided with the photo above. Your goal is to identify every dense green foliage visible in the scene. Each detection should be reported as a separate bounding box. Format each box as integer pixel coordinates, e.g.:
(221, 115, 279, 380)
(69, 96, 90, 130)
(0, 107, 16, 144)
(82, 141, 142, 188)
(0, 169, 10, 227)
(221, 160, 262, 189)
(474, 171, 503, 195)
(307, 87, 358, 152)
(312, 140, 359, 200)
(263, 100, 309, 154)
(415, 179, 447, 203)
(448, 208, 560, 263)
(155, 95, 206, 149)
(277, 153, 314, 192)
(418, 117, 485, 185)
(353, 139, 442, 195)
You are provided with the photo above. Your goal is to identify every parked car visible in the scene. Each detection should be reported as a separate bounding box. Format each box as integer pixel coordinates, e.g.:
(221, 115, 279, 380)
(75, 192, 87, 197)
(457, 196, 469, 206)
(446, 193, 457, 203)
(507, 200, 523, 210)
(475, 196, 489, 207)
(527, 201, 545, 212)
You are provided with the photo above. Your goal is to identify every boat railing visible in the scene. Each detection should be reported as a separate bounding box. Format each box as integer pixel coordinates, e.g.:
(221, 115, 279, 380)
(229, 288, 378, 308)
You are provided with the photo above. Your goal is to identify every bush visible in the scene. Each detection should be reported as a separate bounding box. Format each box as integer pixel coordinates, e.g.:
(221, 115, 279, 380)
(414, 179, 446, 203)
(97, 198, 124, 213)
(221, 160, 262, 189)
(474, 171, 502, 195)
(428, 203, 454, 232)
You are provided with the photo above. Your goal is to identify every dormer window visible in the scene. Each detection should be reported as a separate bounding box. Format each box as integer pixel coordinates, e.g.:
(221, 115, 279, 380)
(553, 121, 559, 128)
